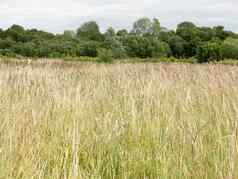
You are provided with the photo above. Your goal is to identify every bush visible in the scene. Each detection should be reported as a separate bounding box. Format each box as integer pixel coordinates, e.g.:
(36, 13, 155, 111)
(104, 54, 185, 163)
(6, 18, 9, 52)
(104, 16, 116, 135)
(168, 35, 185, 58)
(12, 42, 36, 57)
(0, 49, 16, 57)
(124, 35, 152, 58)
(79, 41, 100, 57)
(97, 48, 113, 63)
(196, 41, 223, 63)
(222, 38, 238, 59)
(151, 40, 172, 57)
(222, 43, 238, 59)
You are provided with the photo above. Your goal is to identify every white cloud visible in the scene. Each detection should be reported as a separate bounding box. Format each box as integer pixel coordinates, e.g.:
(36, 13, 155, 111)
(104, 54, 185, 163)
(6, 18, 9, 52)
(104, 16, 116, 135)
(0, 0, 237, 33)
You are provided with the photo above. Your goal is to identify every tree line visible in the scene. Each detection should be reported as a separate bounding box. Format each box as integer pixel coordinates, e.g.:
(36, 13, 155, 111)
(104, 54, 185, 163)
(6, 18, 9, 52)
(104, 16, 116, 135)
(0, 17, 238, 62)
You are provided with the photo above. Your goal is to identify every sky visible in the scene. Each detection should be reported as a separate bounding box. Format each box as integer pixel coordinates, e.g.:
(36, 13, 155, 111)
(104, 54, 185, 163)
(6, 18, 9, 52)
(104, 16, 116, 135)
(0, 0, 237, 33)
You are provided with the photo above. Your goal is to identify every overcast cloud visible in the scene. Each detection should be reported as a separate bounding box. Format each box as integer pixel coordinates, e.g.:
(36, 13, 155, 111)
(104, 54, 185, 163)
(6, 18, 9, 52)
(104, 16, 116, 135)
(0, 0, 237, 33)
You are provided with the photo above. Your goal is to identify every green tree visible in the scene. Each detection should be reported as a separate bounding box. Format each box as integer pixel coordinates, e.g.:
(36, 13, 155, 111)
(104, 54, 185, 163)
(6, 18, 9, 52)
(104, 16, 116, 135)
(222, 37, 238, 59)
(131, 18, 152, 36)
(97, 48, 113, 63)
(196, 41, 223, 62)
(168, 35, 185, 58)
(63, 30, 76, 39)
(124, 35, 152, 58)
(131, 18, 161, 37)
(176, 22, 200, 56)
(158, 30, 176, 43)
(105, 27, 116, 37)
(117, 29, 128, 37)
(104, 27, 127, 59)
(12, 42, 36, 57)
(5, 25, 27, 42)
(213, 26, 229, 40)
(151, 18, 161, 37)
(77, 21, 103, 41)
(176, 22, 197, 41)
(79, 40, 100, 57)
(0, 38, 16, 49)
(150, 39, 171, 57)
(37, 43, 52, 57)
(0, 28, 3, 38)
(198, 27, 215, 41)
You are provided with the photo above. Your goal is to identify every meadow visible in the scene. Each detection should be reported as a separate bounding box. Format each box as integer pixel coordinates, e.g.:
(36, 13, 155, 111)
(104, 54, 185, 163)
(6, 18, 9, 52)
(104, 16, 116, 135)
(0, 59, 238, 179)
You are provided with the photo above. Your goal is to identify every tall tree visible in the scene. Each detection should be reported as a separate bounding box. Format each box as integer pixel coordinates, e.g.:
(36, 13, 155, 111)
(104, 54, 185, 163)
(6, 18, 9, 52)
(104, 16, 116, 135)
(213, 26, 229, 40)
(63, 30, 76, 39)
(104, 27, 127, 58)
(5, 24, 26, 42)
(176, 22, 198, 41)
(131, 18, 152, 36)
(151, 18, 161, 37)
(168, 35, 185, 58)
(198, 27, 215, 41)
(176, 22, 200, 56)
(77, 21, 103, 41)
(117, 29, 128, 37)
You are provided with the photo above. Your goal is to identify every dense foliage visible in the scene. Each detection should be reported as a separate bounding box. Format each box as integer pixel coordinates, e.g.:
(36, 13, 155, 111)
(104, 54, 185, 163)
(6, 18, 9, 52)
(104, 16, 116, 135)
(0, 18, 238, 62)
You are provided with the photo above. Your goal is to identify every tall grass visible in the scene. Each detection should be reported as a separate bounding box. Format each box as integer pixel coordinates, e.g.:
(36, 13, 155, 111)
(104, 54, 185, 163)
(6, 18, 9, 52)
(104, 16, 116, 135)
(0, 60, 237, 179)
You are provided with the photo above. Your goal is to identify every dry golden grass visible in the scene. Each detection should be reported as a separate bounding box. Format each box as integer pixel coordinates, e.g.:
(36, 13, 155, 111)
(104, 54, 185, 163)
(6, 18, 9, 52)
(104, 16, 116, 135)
(0, 60, 238, 179)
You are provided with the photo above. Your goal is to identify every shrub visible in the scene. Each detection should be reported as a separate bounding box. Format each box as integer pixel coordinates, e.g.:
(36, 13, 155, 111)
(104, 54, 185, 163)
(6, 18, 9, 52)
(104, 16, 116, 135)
(0, 49, 16, 57)
(222, 38, 238, 59)
(151, 40, 172, 57)
(79, 41, 100, 57)
(123, 35, 152, 58)
(97, 48, 113, 63)
(196, 41, 223, 63)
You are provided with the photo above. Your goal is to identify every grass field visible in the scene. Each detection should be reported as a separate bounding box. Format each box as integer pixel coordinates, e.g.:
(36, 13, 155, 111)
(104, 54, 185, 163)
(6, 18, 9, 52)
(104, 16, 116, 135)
(0, 60, 238, 179)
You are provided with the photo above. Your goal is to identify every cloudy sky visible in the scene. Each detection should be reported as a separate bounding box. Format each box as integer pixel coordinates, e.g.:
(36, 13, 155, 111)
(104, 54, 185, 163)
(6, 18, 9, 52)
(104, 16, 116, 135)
(0, 0, 237, 33)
